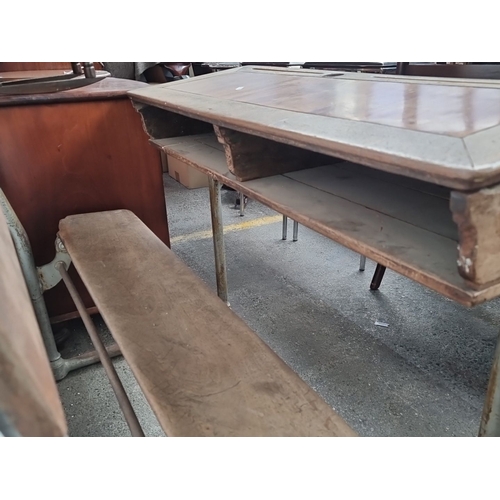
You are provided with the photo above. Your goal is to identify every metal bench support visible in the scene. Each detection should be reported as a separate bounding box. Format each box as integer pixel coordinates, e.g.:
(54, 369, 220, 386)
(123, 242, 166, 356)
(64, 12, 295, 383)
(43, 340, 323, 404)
(0, 188, 120, 381)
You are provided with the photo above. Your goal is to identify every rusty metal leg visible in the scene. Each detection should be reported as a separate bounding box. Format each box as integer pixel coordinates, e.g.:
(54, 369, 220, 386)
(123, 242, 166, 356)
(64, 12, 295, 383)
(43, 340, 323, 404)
(479, 333, 500, 436)
(0, 188, 61, 364)
(1, 188, 122, 381)
(239, 192, 245, 217)
(293, 221, 299, 242)
(208, 178, 229, 304)
(359, 255, 366, 271)
(282, 216, 288, 240)
(370, 264, 386, 290)
(56, 261, 144, 437)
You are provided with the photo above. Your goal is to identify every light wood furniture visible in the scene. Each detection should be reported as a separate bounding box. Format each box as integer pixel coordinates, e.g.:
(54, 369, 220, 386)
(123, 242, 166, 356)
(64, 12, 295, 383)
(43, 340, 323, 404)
(57, 209, 355, 437)
(127, 65, 500, 436)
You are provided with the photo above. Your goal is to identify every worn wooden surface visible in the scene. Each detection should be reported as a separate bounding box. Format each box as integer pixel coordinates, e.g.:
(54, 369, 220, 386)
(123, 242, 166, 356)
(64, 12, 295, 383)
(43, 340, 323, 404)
(0, 78, 169, 320)
(214, 125, 334, 181)
(0, 69, 74, 81)
(0, 77, 147, 106)
(0, 210, 67, 437)
(154, 133, 500, 306)
(128, 66, 500, 190)
(451, 185, 500, 286)
(58, 210, 355, 437)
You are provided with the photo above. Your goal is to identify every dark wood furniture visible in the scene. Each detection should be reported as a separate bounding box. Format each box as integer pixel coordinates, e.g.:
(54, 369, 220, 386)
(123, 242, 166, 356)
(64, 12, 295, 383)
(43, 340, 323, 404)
(0, 62, 104, 72)
(128, 65, 500, 435)
(396, 62, 500, 79)
(0, 76, 170, 322)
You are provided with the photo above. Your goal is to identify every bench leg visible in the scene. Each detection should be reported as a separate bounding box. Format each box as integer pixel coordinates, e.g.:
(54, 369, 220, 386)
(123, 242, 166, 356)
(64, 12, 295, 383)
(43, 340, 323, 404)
(479, 332, 500, 436)
(1, 188, 121, 381)
(56, 262, 144, 437)
(208, 178, 229, 304)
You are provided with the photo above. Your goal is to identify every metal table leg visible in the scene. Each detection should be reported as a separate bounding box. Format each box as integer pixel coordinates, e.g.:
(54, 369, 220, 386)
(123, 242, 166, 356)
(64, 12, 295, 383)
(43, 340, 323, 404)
(293, 220, 299, 242)
(208, 178, 229, 304)
(240, 192, 245, 217)
(370, 264, 386, 290)
(359, 255, 366, 271)
(282, 215, 288, 240)
(479, 332, 500, 436)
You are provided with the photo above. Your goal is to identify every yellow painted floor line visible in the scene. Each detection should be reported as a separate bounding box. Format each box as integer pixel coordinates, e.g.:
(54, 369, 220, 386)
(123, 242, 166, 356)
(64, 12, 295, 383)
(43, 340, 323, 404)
(171, 214, 283, 244)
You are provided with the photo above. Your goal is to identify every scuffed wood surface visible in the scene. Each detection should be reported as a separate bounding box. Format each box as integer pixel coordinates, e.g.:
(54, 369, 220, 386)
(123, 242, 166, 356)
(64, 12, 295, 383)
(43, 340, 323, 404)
(59, 210, 355, 437)
(214, 125, 334, 181)
(129, 66, 500, 190)
(451, 185, 500, 286)
(0, 210, 67, 437)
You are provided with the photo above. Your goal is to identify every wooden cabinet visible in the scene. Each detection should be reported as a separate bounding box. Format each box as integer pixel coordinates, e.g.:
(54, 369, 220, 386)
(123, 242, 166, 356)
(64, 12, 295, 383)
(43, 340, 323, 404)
(0, 77, 169, 321)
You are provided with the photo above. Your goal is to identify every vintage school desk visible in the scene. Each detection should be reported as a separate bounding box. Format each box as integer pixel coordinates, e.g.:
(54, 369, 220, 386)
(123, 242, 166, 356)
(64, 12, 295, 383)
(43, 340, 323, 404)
(128, 66, 500, 436)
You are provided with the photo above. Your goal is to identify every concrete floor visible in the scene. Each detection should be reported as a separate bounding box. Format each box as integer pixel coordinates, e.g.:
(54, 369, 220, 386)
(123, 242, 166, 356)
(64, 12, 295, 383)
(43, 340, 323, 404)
(57, 174, 500, 437)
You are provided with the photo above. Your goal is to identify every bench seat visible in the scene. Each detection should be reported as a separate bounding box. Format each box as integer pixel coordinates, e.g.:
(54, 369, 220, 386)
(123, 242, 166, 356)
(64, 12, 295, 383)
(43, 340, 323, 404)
(58, 209, 355, 436)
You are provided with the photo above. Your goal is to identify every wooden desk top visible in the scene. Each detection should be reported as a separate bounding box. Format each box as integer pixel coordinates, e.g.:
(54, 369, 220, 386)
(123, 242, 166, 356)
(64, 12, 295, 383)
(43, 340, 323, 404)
(128, 66, 500, 190)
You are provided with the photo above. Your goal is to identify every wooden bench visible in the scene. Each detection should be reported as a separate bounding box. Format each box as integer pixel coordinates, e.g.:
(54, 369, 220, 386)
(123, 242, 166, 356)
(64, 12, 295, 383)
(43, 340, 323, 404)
(58, 209, 355, 436)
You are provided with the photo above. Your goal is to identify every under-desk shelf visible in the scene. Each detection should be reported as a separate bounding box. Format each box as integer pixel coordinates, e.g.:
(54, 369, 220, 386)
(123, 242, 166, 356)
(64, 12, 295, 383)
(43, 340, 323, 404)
(152, 133, 500, 306)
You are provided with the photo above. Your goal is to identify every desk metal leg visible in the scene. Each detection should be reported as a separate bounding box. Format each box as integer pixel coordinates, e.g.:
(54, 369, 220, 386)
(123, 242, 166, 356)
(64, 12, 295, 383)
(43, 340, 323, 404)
(282, 215, 288, 240)
(293, 220, 299, 242)
(208, 178, 229, 304)
(359, 255, 366, 271)
(240, 192, 245, 217)
(479, 333, 500, 436)
(370, 264, 386, 290)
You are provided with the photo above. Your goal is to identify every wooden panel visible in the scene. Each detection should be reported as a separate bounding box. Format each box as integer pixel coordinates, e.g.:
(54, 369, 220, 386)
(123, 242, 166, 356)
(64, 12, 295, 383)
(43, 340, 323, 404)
(154, 134, 500, 306)
(0, 62, 72, 72)
(214, 125, 334, 181)
(286, 164, 457, 240)
(0, 210, 67, 437)
(59, 210, 355, 437)
(134, 103, 213, 140)
(128, 67, 500, 190)
(0, 77, 148, 107)
(451, 185, 500, 286)
(0, 85, 169, 319)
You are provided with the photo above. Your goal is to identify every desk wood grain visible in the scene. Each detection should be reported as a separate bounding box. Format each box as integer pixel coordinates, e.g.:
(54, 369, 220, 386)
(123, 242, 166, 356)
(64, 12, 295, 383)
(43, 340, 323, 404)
(129, 66, 500, 190)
